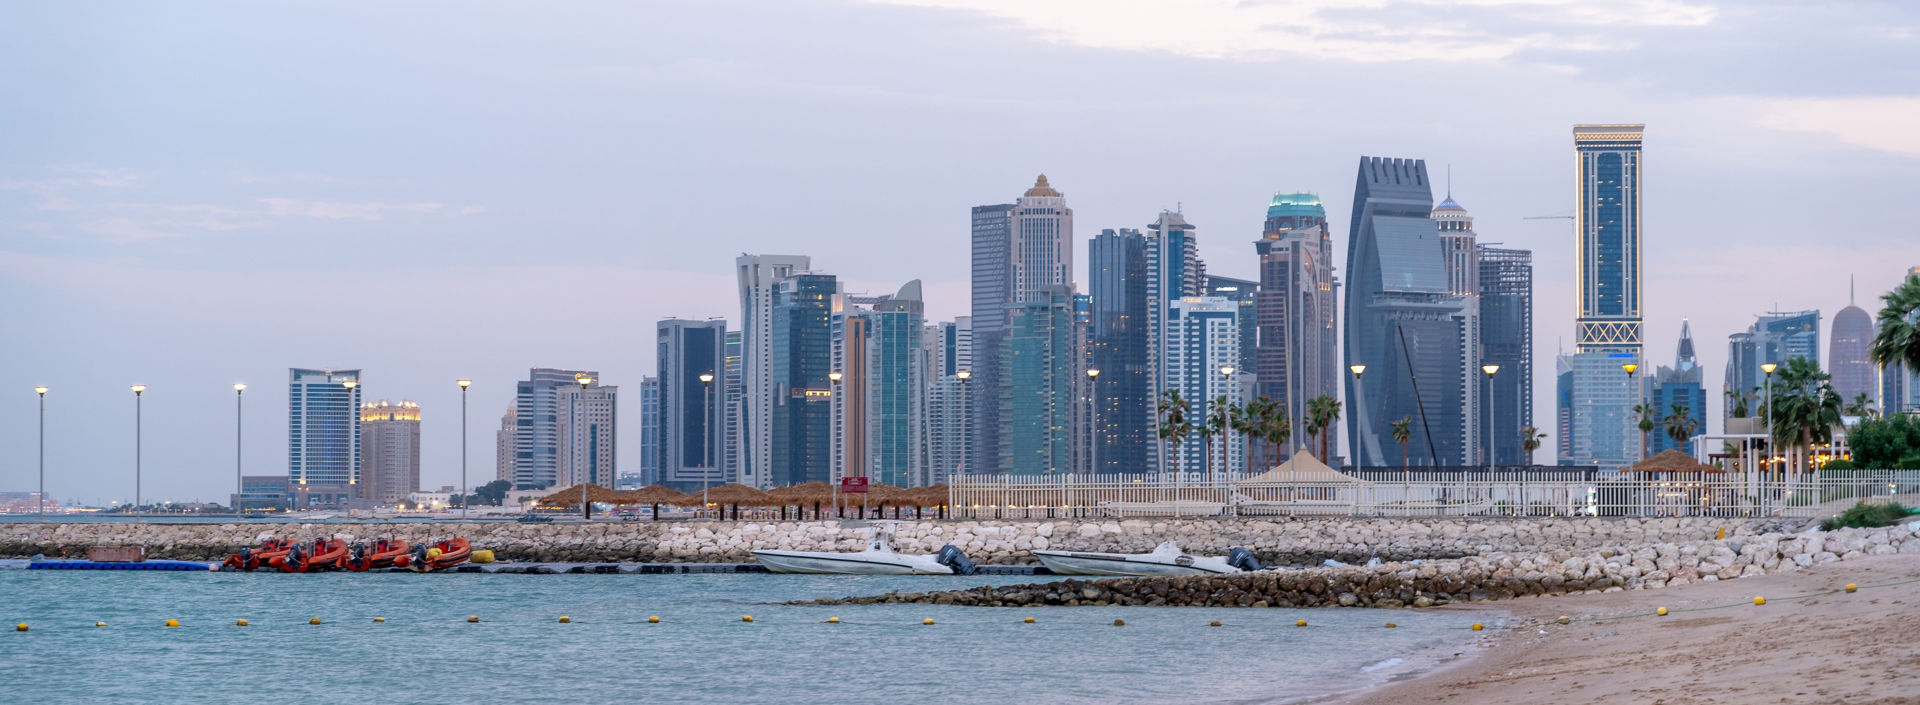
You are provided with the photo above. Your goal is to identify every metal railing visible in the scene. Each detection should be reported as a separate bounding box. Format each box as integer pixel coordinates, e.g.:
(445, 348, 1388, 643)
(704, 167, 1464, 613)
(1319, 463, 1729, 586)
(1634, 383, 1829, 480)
(945, 469, 1920, 520)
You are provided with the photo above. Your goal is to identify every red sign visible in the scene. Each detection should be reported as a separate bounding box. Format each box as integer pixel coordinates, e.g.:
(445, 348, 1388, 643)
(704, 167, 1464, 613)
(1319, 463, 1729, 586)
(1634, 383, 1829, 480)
(840, 477, 869, 494)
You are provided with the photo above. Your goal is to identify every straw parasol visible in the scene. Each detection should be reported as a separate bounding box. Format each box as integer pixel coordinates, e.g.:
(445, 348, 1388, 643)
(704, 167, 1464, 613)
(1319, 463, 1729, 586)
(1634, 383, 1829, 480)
(620, 485, 690, 521)
(766, 482, 833, 520)
(680, 483, 771, 520)
(535, 483, 631, 508)
(1624, 449, 1722, 474)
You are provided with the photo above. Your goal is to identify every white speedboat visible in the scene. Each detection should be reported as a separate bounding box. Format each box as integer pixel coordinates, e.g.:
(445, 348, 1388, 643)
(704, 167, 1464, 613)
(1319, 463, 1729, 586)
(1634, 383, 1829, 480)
(1032, 541, 1264, 577)
(751, 522, 977, 575)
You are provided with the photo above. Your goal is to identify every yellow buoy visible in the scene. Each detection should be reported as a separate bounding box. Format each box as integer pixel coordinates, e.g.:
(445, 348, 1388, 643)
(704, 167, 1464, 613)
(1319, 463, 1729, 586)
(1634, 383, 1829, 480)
(1471, 623, 1484, 631)
(166, 619, 180, 628)
(1656, 607, 1668, 616)
(558, 616, 571, 623)
(742, 615, 753, 623)
(309, 618, 321, 625)
(467, 615, 479, 623)
(14, 623, 25, 632)
(923, 618, 935, 625)
(1556, 616, 1570, 625)
(236, 619, 249, 627)
(1023, 616, 1035, 624)
(827, 617, 840, 624)
(1295, 619, 1307, 627)
(94, 622, 107, 628)
(1717, 527, 1725, 540)
(373, 617, 386, 623)
(470, 549, 495, 564)
(1384, 622, 1397, 629)
(1845, 583, 1857, 593)
(1209, 620, 1222, 627)
(426, 548, 443, 560)
(1113, 619, 1125, 626)
(1753, 596, 1766, 606)
(648, 616, 660, 623)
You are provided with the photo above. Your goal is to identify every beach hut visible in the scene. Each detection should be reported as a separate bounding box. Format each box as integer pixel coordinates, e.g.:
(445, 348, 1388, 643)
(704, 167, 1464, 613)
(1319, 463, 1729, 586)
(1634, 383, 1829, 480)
(680, 483, 771, 520)
(1230, 453, 1368, 515)
(534, 483, 632, 519)
(620, 485, 690, 521)
(1619, 449, 1725, 516)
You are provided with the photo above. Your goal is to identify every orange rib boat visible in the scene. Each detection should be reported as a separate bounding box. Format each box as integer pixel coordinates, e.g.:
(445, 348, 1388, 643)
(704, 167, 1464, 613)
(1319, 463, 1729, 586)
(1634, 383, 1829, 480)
(222, 538, 293, 572)
(271, 538, 347, 573)
(342, 538, 411, 572)
(405, 537, 471, 572)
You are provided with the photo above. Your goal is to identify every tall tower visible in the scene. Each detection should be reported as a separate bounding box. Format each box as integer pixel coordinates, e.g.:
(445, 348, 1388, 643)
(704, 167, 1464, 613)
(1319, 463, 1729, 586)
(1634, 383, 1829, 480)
(1652, 321, 1706, 456)
(736, 254, 812, 488)
(555, 381, 617, 488)
(1831, 281, 1876, 411)
(657, 319, 727, 491)
(1166, 297, 1245, 476)
(771, 272, 837, 486)
(1089, 228, 1148, 474)
(1012, 175, 1075, 303)
(1478, 241, 1533, 466)
(969, 201, 1015, 476)
(1255, 193, 1338, 463)
(638, 377, 660, 485)
(1567, 124, 1645, 469)
(358, 400, 420, 504)
(1145, 210, 1202, 471)
(513, 368, 596, 488)
(288, 368, 362, 507)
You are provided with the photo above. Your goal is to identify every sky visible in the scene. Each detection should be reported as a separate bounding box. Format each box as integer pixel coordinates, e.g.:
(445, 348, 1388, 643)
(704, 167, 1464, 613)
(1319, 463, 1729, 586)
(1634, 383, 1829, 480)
(3, 0, 1917, 504)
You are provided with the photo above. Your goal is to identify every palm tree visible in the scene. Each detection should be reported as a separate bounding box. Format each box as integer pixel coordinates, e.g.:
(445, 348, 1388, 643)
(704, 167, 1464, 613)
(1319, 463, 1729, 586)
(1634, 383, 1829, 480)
(1869, 273, 1920, 376)
(1632, 403, 1658, 460)
(1262, 404, 1291, 468)
(1389, 416, 1413, 471)
(1201, 395, 1233, 485)
(1155, 389, 1193, 480)
(1725, 388, 1750, 419)
(1768, 357, 1843, 473)
(1236, 397, 1269, 475)
(1845, 392, 1878, 420)
(1305, 395, 1342, 463)
(1662, 404, 1699, 449)
(1520, 426, 1547, 466)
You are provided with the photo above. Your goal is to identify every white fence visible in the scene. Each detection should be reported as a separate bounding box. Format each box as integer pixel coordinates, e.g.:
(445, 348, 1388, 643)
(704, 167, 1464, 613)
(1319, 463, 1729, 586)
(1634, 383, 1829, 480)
(945, 469, 1920, 520)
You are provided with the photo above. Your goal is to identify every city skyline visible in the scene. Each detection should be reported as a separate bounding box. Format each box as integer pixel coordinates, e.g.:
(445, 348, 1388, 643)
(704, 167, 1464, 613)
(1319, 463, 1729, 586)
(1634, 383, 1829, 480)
(7, 1, 1919, 502)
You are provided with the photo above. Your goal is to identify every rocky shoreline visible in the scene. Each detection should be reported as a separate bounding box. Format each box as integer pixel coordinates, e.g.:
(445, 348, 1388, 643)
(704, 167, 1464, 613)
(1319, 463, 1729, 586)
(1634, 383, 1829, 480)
(797, 519, 1920, 608)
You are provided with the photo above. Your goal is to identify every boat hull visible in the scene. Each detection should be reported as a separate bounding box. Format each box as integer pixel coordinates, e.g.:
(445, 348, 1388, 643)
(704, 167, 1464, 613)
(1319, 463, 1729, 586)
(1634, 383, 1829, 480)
(1032, 550, 1235, 577)
(751, 550, 953, 575)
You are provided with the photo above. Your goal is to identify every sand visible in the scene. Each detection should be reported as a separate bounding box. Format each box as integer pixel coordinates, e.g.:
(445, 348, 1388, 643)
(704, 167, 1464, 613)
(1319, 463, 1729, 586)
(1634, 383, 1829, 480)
(1337, 553, 1920, 705)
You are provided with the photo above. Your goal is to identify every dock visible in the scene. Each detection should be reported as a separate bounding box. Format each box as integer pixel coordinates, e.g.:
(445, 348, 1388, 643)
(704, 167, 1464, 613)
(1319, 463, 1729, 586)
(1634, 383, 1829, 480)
(1, 558, 1049, 576)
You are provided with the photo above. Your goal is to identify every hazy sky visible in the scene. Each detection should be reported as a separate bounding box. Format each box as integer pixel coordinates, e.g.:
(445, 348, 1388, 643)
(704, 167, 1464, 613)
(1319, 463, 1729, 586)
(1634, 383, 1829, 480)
(4, 0, 1917, 503)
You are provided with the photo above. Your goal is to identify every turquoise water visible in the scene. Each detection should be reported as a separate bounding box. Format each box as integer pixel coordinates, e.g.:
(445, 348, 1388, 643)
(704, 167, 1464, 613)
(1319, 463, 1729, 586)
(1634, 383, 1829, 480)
(0, 570, 1478, 704)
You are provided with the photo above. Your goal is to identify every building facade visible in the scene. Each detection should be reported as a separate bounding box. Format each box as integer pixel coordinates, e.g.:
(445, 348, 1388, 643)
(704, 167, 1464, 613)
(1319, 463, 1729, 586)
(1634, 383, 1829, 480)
(969, 201, 1015, 476)
(1477, 245, 1533, 466)
(1831, 290, 1875, 410)
(1567, 124, 1646, 470)
(1166, 296, 1245, 478)
(495, 407, 515, 484)
(1725, 310, 1822, 421)
(358, 399, 420, 504)
(771, 272, 837, 486)
(638, 377, 660, 485)
(1652, 321, 1707, 456)
(512, 367, 597, 489)
(1205, 275, 1258, 378)
(1089, 228, 1149, 474)
(287, 367, 361, 505)
(657, 319, 727, 491)
(1145, 210, 1204, 471)
(922, 316, 973, 484)
(1255, 192, 1339, 463)
(554, 381, 617, 488)
(736, 254, 812, 489)
(869, 282, 926, 486)
(1001, 285, 1077, 474)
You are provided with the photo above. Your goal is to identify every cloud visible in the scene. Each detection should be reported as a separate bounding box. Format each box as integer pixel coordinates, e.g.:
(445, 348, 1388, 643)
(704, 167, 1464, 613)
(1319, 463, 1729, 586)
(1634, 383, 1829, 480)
(1754, 97, 1920, 156)
(259, 198, 449, 220)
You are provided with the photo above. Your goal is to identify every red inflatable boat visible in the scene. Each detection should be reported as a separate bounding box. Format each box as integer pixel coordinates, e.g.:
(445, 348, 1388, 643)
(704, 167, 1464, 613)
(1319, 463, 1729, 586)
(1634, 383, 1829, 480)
(271, 538, 347, 573)
(222, 538, 294, 572)
(342, 538, 411, 572)
(405, 537, 471, 572)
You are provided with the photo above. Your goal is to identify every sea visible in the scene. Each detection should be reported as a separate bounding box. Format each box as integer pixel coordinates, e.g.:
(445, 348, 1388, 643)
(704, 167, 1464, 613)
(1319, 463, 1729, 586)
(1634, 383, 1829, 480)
(0, 569, 1481, 704)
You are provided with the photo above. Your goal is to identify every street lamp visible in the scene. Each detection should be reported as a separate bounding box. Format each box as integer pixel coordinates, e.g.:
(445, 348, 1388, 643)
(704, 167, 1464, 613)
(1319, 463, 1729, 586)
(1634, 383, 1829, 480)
(234, 383, 246, 515)
(574, 374, 594, 520)
(956, 370, 971, 484)
(1086, 368, 1100, 475)
(458, 379, 471, 520)
(700, 372, 715, 517)
(343, 380, 357, 503)
(130, 384, 145, 521)
(828, 371, 844, 518)
(1480, 365, 1499, 473)
(1219, 366, 1235, 480)
(35, 386, 47, 521)
(1622, 363, 1641, 462)
(1761, 362, 1778, 472)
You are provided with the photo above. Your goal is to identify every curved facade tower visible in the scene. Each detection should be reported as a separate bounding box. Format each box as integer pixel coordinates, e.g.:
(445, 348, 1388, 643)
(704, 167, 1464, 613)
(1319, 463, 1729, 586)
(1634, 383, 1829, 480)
(1831, 283, 1875, 411)
(1255, 193, 1338, 462)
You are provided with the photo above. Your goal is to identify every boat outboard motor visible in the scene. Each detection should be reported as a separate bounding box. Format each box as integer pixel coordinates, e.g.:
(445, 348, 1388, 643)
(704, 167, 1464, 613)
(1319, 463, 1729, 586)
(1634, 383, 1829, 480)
(410, 544, 428, 571)
(934, 545, 978, 575)
(285, 543, 305, 570)
(1226, 547, 1265, 572)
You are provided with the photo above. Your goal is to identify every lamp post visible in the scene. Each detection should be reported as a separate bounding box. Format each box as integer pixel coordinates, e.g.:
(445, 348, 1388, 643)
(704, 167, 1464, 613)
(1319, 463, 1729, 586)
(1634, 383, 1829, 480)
(234, 383, 246, 515)
(343, 380, 358, 504)
(574, 374, 594, 520)
(1481, 365, 1499, 474)
(458, 379, 471, 520)
(1622, 363, 1640, 463)
(130, 384, 145, 521)
(1219, 365, 1235, 483)
(700, 372, 715, 518)
(955, 370, 970, 475)
(35, 386, 47, 521)
(1085, 368, 1100, 476)
(1761, 362, 1778, 475)
(1347, 364, 1366, 461)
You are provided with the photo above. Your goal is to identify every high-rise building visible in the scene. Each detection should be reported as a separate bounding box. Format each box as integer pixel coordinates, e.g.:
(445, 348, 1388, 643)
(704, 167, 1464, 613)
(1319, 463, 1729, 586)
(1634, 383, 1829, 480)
(512, 367, 596, 489)
(657, 319, 727, 491)
(1166, 296, 1245, 477)
(358, 399, 420, 504)
(638, 377, 660, 485)
(1145, 210, 1204, 471)
(1205, 275, 1258, 378)
(495, 407, 515, 484)
(922, 317, 973, 484)
(721, 331, 742, 483)
(869, 282, 925, 486)
(1477, 244, 1533, 465)
(1567, 124, 1647, 470)
(1254, 193, 1339, 463)
(1089, 228, 1149, 474)
(1831, 283, 1875, 411)
(1652, 321, 1706, 456)
(831, 295, 872, 484)
(1555, 355, 1574, 463)
(1344, 157, 1473, 467)
(1001, 285, 1077, 474)
(772, 272, 837, 486)
(736, 254, 812, 488)
(969, 202, 1015, 477)
(554, 381, 617, 488)
(288, 368, 361, 506)
(1726, 310, 1821, 420)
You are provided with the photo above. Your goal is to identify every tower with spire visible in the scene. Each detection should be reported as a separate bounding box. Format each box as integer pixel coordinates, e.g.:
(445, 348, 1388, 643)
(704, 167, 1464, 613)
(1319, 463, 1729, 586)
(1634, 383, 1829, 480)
(1831, 276, 1876, 414)
(1651, 319, 1706, 455)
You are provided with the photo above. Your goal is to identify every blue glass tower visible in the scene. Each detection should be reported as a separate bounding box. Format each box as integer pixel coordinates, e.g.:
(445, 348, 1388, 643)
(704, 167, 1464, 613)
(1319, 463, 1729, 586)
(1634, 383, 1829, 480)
(1568, 124, 1646, 469)
(772, 273, 837, 485)
(288, 367, 361, 505)
(1652, 321, 1706, 456)
(1089, 228, 1147, 474)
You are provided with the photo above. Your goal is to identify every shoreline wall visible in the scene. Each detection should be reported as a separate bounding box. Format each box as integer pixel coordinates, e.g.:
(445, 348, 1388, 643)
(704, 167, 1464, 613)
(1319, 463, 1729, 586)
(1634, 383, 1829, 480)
(0, 516, 1808, 564)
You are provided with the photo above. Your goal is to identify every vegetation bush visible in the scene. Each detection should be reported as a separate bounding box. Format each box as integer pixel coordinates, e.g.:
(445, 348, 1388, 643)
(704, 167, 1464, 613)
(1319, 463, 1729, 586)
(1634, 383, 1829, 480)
(1821, 502, 1914, 530)
(1821, 459, 1858, 470)
(1850, 414, 1920, 467)
(1901, 454, 1920, 470)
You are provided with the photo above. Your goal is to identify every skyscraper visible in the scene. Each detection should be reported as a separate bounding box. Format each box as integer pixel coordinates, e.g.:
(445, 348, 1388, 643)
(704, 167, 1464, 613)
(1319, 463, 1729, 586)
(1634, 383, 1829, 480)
(638, 376, 660, 485)
(1166, 296, 1245, 477)
(1567, 124, 1646, 470)
(736, 254, 812, 488)
(1652, 321, 1706, 456)
(831, 295, 871, 484)
(1001, 285, 1077, 474)
(1344, 157, 1473, 467)
(1205, 275, 1258, 378)
(869, 281, 925, 486)
(1089, 228, 1148, 474)
(922, 316, 972, 484)
(495, 407, 515, 484)
(288, 368, 361, 506)
(554, 380, 617, 488)
(1831, 283, 1875, 410)
(358, 399, 420, 504)
(1477, 244, 1533, 466)
(657, 319, 726, 491)
(512, 367, 596, 489)
(969, 202, 1014, 476)
(1254, 193, 1338, 462)
(771, 272, 837, 486)
(1145, 210, 1204, 471)
(1725, 310, 1821, 421)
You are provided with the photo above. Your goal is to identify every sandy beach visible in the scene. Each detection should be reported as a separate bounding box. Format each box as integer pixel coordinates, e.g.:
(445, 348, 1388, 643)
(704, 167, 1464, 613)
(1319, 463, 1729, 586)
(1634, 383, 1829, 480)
(1338, 553, 1920, 705)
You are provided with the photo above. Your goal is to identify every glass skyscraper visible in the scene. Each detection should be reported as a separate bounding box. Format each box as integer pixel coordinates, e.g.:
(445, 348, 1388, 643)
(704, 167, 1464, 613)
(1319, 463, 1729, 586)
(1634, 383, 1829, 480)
(771, 272, 836, 486)
(870, 282, 925, 486)
(1478, 245, 1533, 465)
(638, 376, 660, 485)
(1255, 192, 1338, 463)
(1166, 296, 1244, 478)
(1001, 285, 1076, 474)
(969, 202, 1015, 475)
(1568, 124, 1646, 470)
(1831, 290, 1875, 411)
(513, 367, 597, 489)
(657, 319, 726, 491)
(288, 367, 361, 506)
(1652, 321, 1706, 456)
(1725, 309, 1821, 420)
(1090, 228, 1148, 474)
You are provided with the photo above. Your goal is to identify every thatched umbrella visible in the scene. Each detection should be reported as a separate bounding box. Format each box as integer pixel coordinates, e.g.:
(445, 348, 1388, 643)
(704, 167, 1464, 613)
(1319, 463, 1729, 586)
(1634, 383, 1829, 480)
(766, 482, 833, 520)
(681, 483, 771, 520)
(534, 483, 629, 519)
(621, 485, 690, 521)
(1625, 449, 1722, 474)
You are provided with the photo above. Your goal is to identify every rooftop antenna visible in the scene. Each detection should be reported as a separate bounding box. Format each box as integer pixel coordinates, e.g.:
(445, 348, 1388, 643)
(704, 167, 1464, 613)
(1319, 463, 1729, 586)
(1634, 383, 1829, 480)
(1850, 274, 1855, 306)
(1446, 164, 1452, 201)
